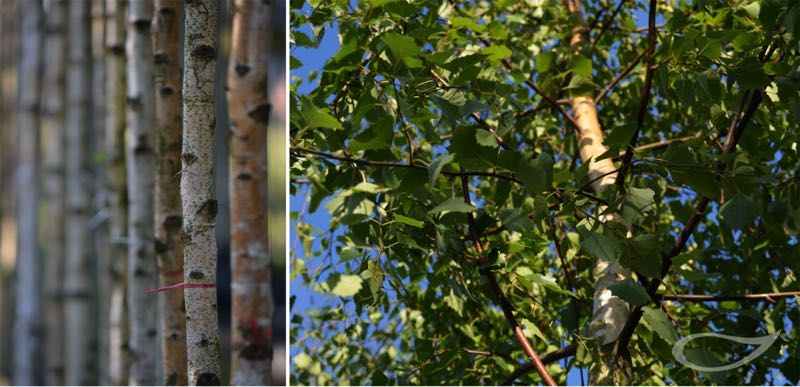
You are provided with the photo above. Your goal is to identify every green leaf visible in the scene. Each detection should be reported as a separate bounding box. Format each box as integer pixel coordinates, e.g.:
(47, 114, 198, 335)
(621, 187, 655, 224)
(608, 278, 652, 306)
(368, 0, 397, 6)
(394, 214, 424, 228)
(301, 97, 342, 130)
(629, 234, 662, 279)
(329, 274, 363, 297)
(642, 306, 679, 344)
(720, 194, 758, 230)
(536, 51, 553, 72)
(475, 129, 499, 148)
(293, 352, 313, 369)
(460, 100, 490, 115)
(701, 41, 723, 60)
(582, 232, 622, 262)
(352, 182, 387, 193)
(566, 74, 597, 96)
(449, 126, 499, 169)
(481, 45, 512, 63)
(500, 208, 533, 232)
(429, 198, 476, 215)
(339, 248, 362, 263)
(428, 153, 454, 186)
(382, 32, 420, 60)
(605, 123, 637, 147)
(573, 55, 593, 77)
(368, 259, 384, 297)
(525, 273, 576, 297)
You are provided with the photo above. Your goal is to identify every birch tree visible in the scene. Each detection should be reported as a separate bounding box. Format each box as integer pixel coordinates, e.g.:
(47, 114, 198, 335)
(181, 0, 221, 384)
(125, 0, 159, 384)
(228, 0, 273, 384)
(152, 0, 188, 384)
(41, 0, 67, 383)
(63, 0, 94, 383)
(12, 0, 43, 383)
(290, 0, 800, 384)
(105, 0, 130, 383)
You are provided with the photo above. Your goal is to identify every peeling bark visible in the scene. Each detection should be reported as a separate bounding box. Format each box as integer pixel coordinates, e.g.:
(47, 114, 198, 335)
(12, 0, 43, 384)
(181, 0, 221, 384)
(153, 0, 188, 384)
(228, 0, 273, 384)
(126, 0, 159, 384)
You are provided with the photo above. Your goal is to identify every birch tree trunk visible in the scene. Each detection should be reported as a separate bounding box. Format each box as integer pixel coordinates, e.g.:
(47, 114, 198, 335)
(64, 0, 94, 384)
(41, 0, 67, 383)
(105, 0, 130, 383)
(125, 0, 159, 384)
(563, 0, 632, 384)
(182, 0, 221, 384)
(12, 0, 43, 383)
(228, 0, 273, 384)
(152, 0, 188, 384)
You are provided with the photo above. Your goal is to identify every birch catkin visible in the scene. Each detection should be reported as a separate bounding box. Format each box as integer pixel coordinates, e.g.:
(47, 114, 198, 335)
(153, 0, 188, 384)
(181, 0, 221, 384)
(228, 0, 274, 384)
(12, 0, 43, 384)
(125, 0, 159, 384)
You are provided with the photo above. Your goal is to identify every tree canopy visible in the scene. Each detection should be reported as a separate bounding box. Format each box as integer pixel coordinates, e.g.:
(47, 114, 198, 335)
(290, 0, 800, 384)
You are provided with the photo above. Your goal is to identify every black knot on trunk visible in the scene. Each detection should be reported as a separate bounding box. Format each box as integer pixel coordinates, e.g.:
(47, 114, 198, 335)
(191, 44, 216, 62)
(196, 373, 221, 386)
(197, 199, 218, 221)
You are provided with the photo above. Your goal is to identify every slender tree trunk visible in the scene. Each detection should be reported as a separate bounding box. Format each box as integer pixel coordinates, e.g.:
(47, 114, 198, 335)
(182, 0, 221, 384)
(12, 0, 43, 384)
(125, 0, 159, 384)
(41, 0, 67, 383)
(563, 0, 632, 384)
(105, 0, 130, 384)
(152, 0, 188, 384)
(0, 0, 18, 380)
(228, 0, 273, 384)
(64, 0, 94, 384)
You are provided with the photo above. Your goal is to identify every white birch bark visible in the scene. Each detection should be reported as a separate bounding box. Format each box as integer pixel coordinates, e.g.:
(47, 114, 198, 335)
(125, 0, 159, 384)
(41, 0, 67, 383)
(105, 0, 130, 384)
(228, 0, 273, 384)
(182, 0, 222, 384)
(64, 0, 94, 384)
(12, 0, 43, 384)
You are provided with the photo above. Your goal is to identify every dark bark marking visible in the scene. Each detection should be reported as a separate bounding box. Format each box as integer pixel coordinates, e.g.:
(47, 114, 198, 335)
(155, 239, 168, 254)
(182, 153, 197, 165)
(159, 86, 175, 96)
(196, 373, 220, 386)
(189, 271, 205, 280)
(236, 173, 252, 181)
(154, 52, 170, 65)
(165, 373, 178, 386)
(240, 342, 272, 360)
(132, 19, 151, 31)
(191, 44, 215, 62)
(164, 215, 183, 231)
(248, 102, 271, 124)
(197, 199, 217, 221)
(234, 63, 251, 77)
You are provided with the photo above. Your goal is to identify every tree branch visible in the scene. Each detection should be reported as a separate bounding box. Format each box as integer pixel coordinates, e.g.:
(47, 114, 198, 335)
(613, 89, 764, 356)
(659, 291, 800, 303)
(290, 146, 523, 184)
(594, 50, 647, 104)
(614, 0, 657, 192)
(501, 344, 578, 385)
(614, 134, 699, 158)
(591, 0, 626, 47)
(459, 167, 557, 386)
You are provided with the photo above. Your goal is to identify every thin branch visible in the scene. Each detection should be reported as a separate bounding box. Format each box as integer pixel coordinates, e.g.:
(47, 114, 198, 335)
(591, 0, 626, 47)
(615, 134, 699, 158)
(501, 344, 578, 385)
(594, 50, 647, 104)
(614, 0, 657, 192)
(290, 146, 523, 184)
(459, 168, 557, 386)
(659, 291, 800, 303)
(613, 89, 764, 356)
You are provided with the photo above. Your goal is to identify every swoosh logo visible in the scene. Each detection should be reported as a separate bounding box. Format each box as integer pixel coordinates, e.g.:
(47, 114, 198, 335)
(672, 330, 781, 372)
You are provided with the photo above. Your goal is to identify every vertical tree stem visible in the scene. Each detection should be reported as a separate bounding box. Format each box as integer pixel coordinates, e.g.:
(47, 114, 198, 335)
(12, 0, 43, 384)
(228, 0, 273, 384)
(126, 0, 159, 384)
(153, 0, 188, 384)
(182, 0, 221, 384)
